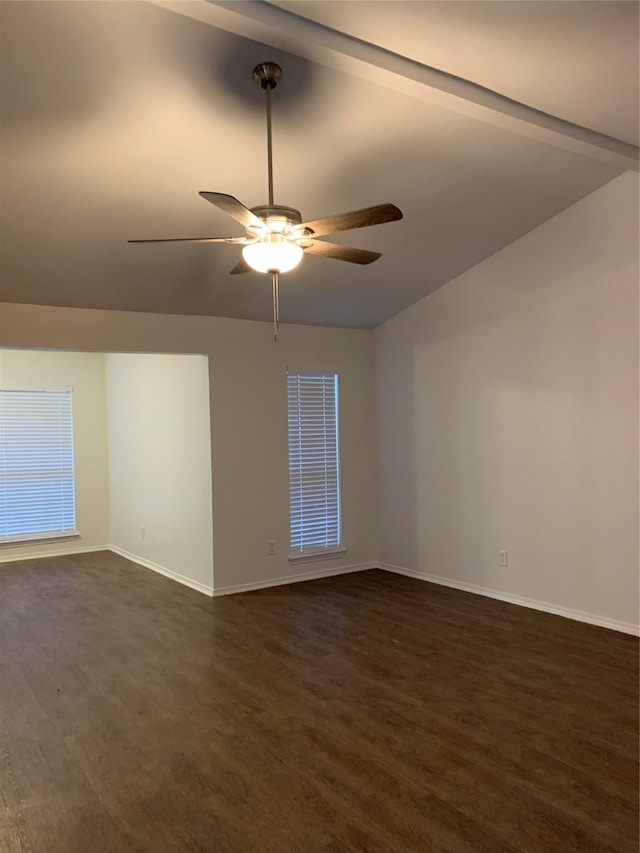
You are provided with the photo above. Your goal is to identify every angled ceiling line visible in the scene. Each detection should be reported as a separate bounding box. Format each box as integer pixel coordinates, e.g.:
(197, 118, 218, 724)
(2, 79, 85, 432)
(151, 0, 638, 172)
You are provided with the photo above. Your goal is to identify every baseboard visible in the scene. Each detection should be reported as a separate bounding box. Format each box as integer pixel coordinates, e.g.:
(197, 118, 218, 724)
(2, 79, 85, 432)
(1, 542, 374, 598)
(379, 563, 640, 637)
(9, 542, 629, 635)
(108, 546, 214, 597)
(0, 543, 109, 564)
(213, 562, 377, 597)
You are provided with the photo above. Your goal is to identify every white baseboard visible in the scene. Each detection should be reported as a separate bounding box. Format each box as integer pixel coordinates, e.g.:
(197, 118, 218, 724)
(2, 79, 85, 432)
(379, 563, 640, 637)
(0, 543, 374, 600)
(0, 543, 109, 564)
(8, 544, 630, 636)
(213, 561, 377, 597)
(108, 546, 214, 597)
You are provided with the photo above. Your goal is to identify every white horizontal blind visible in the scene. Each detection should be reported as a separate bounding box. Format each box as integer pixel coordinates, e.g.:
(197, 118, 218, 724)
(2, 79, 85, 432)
(287, 372, 341, 555)
(0, 390, 76, 542)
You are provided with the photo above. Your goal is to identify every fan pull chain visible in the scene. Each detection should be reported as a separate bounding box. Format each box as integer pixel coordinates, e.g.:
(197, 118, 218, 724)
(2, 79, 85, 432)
(271, 272, 280, 341)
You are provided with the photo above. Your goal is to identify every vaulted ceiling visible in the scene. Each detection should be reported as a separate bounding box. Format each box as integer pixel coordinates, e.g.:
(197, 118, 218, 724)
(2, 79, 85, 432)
(1, 1, 638, 328)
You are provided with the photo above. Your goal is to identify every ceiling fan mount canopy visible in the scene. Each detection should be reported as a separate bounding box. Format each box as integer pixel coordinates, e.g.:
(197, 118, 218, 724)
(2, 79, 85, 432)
(252, 61, 282, 91)
(129, 61, 403, 338)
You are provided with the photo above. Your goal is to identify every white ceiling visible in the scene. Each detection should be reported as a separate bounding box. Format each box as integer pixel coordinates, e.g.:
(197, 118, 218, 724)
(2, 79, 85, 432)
(0, 1, 637, 329)
(273, 0, 640, 145)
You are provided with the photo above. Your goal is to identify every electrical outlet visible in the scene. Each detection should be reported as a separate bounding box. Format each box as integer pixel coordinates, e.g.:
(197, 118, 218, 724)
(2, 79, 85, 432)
(499, 550, 508, 567)
(140, 526, 145, 539)
(268, 540, 276, 556)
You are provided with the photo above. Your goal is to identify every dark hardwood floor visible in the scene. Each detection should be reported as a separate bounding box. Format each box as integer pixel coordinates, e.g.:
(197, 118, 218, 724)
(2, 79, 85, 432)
(0, 553, 638, 853)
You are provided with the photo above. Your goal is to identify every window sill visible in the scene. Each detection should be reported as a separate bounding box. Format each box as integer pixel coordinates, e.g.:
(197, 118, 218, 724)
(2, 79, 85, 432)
(288, 547, 347, 565)
(0, 531, 79, 546)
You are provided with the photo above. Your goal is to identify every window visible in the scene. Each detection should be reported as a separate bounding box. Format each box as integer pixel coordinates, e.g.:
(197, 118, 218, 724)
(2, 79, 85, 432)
(0, 389, 76, 543)
(287, 371, 343, 559)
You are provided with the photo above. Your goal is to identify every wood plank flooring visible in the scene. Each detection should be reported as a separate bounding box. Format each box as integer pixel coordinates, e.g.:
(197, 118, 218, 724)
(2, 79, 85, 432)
(0, 553, 638, 852)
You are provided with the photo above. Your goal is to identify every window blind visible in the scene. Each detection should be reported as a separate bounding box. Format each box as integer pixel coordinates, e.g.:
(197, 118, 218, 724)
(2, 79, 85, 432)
(287, 372, 341, 555)
(0, 389, 76, 542)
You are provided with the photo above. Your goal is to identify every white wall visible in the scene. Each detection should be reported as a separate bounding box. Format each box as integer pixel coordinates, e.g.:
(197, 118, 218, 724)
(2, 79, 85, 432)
(0, 348, 110, 561)
(376, 172, 639, 631)
(106, 353, 214, 594)
(0, 310, 378, 592)
(5, 177, 633, 629)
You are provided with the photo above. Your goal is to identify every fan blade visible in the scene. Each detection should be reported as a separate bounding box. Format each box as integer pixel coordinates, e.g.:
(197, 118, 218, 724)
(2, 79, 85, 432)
(302, 241, 381, 265)
(230, 257, 253, 275)
(299, 203, 402, 238)
(128, 236, 250, 244)
(199, 192, 264, 231)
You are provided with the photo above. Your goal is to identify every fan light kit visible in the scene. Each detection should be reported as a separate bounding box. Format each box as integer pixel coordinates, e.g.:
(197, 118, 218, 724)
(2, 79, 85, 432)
(243, 232, 304, 274)
(129, 62, 403, 339)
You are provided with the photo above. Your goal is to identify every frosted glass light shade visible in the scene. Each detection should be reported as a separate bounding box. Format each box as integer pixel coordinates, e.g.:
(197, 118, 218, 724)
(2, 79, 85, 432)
(242, 234, 303, 273)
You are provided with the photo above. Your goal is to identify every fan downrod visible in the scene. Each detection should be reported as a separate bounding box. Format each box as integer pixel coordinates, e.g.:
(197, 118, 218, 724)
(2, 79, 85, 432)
(253, 62, 282, 90)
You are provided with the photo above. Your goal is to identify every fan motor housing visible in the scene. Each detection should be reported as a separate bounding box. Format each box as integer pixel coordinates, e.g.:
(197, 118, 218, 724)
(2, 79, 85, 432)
(250, 204, 302, 234)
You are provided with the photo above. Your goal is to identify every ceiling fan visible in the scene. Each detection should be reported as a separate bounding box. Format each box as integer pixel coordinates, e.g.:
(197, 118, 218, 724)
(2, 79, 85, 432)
(129, 62, 403, 338)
